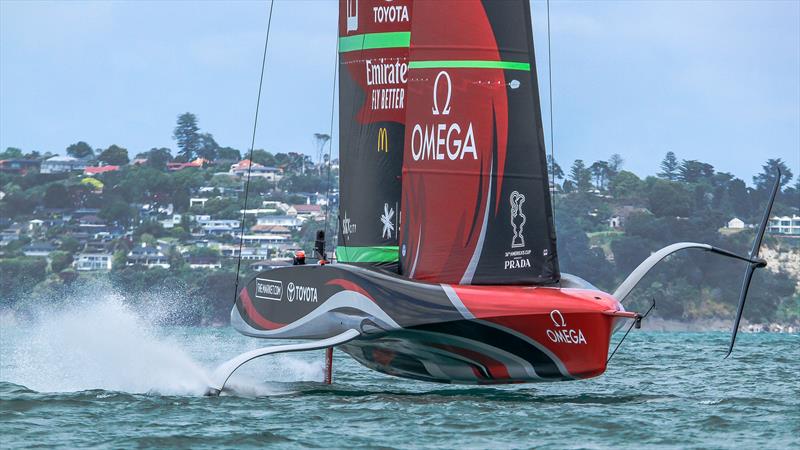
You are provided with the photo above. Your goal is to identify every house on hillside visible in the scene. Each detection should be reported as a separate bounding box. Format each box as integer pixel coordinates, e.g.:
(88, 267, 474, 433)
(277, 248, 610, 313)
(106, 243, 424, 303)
(84, 165, 120, 176)
(23, 241, 57, 257)
(256, 215, 302, 229)
(288, 204, 323, 220)
(0, 159, 41, 174)
(608, 206, 650, 230)
(126, 244, 170, 268)
(198, 219, 241, 235)
(167, 158, 207, 171)
(74, 252, 113, 271)
(40, 156, 88, 174)
(186, 255, 222, 269)
(229, 159, 283, 182)
(726, 217, 746, 229)
(768, 215, 800, 236)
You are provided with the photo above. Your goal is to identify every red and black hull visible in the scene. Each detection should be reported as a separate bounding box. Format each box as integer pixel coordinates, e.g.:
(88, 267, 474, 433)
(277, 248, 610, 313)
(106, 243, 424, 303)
(234, 264, 627, 384)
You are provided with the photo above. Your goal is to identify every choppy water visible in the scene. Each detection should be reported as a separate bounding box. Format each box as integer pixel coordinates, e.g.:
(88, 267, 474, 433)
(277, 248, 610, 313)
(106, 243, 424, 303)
(0, 296, 798, 449)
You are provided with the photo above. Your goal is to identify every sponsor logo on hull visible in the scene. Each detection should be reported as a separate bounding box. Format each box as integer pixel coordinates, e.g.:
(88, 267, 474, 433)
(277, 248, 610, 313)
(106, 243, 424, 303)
(346, 0, 358, 32)
(287, 282, 318, 303)
(255, 278, 283, 301)
(546, 310, 587, 345)
(372, 1, 409, 24)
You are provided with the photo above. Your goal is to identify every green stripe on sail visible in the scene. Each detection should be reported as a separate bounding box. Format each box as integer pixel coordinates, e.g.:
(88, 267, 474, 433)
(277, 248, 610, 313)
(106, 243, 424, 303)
(409, 60, 531, 71)
(338, 32, 411, 53)
(335, 246, 399, 263)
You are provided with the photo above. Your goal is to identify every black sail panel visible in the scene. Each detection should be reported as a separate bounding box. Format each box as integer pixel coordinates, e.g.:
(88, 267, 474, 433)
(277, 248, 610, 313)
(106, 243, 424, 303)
(336, 0, 413, 272)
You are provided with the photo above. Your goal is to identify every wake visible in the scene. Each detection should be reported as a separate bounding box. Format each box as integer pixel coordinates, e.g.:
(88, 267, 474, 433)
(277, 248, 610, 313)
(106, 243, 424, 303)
(0, 286, 324, 396)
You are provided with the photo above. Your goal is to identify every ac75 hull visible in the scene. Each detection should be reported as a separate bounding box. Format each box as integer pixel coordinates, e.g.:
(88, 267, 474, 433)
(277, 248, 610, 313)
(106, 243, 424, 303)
(233, 264, 627, 384)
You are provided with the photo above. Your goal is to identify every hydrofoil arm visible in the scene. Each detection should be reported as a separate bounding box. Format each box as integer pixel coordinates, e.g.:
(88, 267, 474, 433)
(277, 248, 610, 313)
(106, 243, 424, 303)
(206, 328, 361, 395)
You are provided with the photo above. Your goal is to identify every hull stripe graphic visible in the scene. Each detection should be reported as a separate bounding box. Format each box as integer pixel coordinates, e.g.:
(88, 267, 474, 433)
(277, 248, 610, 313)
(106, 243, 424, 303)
(441, 284, 476, 320)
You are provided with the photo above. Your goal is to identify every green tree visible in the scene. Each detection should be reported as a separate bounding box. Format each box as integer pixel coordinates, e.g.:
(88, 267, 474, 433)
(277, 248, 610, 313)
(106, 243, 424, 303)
(196, 133, 219, 160)
(658, 151, 679, 181)
(608, 153, 624, 175)
(112, 250, 128, 270)
(42, 183, 71, 209)
(547, 154, 564, 182)
(590, 160, 610, 190)
(59, 236, 81, 253)
(251, 149, 275, 166)
(609, 171, 643, 199)
(100, 198, 134, 225)
(66, 141, 94, 159)
(753, 158, 793, 191)
(0, 257, 48, 302)
(217, 147, 241, 161)
(173, 112, 201, 161)
(145, 147, 172, 170)
(569, 160, 593, 192)
(1, 147, 23, 159)
(97, 145, 130, 165)
(678, 160, 714, 183)
(50, 251, 73, 273)
(648, 179, 692, 217)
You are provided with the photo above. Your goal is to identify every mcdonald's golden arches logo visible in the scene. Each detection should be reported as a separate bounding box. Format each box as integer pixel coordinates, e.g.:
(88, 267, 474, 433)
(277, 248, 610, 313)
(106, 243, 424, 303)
(377, 127, 388, 153)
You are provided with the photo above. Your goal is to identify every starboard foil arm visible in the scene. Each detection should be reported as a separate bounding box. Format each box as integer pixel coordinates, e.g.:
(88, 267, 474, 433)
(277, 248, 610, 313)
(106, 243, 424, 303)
(206, 329, 361, 395)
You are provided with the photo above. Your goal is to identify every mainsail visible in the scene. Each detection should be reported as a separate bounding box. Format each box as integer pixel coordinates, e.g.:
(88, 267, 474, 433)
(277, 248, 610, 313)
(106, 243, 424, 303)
(399, 0, 559, 285)
(336, 0, 412, 271)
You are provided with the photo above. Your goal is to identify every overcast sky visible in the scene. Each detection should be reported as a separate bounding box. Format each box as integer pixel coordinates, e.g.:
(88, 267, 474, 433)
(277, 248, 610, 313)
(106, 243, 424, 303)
(1, 0, 798, 183)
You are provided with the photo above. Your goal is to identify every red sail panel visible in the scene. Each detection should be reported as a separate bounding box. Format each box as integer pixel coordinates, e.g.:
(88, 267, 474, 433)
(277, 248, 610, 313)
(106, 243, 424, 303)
(399, 0, 559, 285)
(336, 0, 413, 271)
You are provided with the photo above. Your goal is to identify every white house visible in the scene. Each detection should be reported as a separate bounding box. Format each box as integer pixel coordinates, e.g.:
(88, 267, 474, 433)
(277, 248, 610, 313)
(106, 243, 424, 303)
(126, 244, 170, 268)
(40, 156, 88, 174)
(190, 198, 209, 209)
(74, 252, 113, 271)
(726, 217, 746, 229)
(768, 215, 800, 236)
(229, 159, 283, 182)
(256, 215, 302, 228)
(197, 218, 240, 235)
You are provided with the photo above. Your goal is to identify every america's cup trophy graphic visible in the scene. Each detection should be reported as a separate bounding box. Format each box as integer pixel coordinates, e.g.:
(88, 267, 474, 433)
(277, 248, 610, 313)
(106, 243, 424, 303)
(510, 191, 526, 248)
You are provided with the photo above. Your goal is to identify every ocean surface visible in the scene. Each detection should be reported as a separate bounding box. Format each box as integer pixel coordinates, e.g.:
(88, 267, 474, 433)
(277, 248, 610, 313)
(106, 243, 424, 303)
(1, 296, 798, 449)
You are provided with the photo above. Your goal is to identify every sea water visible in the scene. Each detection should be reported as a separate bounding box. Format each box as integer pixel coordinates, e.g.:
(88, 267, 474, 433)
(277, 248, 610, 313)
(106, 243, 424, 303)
(0, 295, 798, 449)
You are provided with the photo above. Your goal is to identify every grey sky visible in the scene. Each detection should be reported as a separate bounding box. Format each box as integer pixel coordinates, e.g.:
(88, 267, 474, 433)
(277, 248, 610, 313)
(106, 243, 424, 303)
(1, 0, 798, 183)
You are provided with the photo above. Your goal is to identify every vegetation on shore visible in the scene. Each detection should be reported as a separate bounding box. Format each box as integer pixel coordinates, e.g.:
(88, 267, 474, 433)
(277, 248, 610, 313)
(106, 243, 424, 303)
(1, 114, 798, 326)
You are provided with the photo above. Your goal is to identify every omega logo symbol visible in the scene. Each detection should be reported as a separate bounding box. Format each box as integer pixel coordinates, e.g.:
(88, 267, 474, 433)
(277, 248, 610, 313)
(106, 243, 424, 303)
(431, 70, 452, 116)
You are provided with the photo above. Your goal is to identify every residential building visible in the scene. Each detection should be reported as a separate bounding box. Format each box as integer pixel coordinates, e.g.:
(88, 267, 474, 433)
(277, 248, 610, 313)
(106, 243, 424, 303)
(127, 244, 170, 268)
(726, 218, 746, 229)
(768, 215, 800, 236)
(198, 219, 241, 235)
(256, 215, 302, 228)
(229, 159, 283, 181)
(0, 159, 41, 174)
(84, 165, 120, 176)
(289, 204, 323, 219)
(186, 256, 222, 269)
(190, 198, 209, 209)
(74, 252, 113, 271)
(23, 242, 57, 257)
(40, 156, 87, 174)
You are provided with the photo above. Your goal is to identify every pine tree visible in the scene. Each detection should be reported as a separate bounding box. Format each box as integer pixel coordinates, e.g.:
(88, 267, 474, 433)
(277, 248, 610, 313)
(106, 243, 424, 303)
(569, 159, 592, 192)
(173, 113, 201, 161)
(658, 151, 679, 181)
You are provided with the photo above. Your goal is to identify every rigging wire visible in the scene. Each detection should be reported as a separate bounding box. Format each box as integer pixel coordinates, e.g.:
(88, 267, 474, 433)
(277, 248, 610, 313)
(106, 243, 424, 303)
(232, 0, 275, 304)
(546, 0, 557, 225)
(322, 30, 339, 257)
